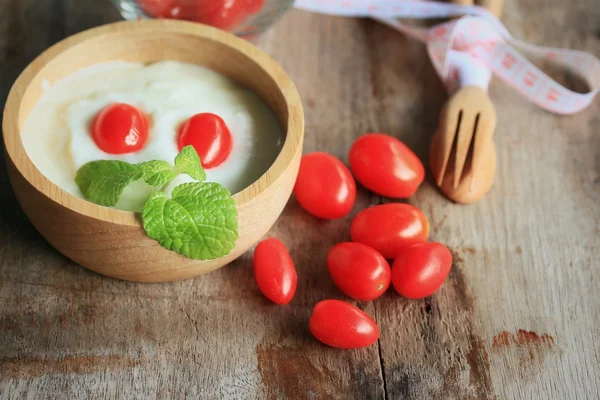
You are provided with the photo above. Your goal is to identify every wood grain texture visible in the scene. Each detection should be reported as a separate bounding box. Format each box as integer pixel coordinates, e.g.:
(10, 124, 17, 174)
(1, 0, 599, 399)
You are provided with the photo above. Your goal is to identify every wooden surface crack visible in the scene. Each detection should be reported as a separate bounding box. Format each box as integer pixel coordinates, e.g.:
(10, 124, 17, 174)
(178, 301, 207, 344)
(377, 338, 389, 400)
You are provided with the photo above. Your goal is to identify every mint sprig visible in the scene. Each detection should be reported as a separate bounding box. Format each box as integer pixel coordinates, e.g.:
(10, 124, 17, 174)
(75, 146, 238, 260)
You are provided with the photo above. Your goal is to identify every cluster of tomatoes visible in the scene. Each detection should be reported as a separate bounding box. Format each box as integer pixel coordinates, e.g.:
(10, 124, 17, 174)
(253, 133, 453, 349)
(91, 103, 232, 169)
(138, 0, 265, 31)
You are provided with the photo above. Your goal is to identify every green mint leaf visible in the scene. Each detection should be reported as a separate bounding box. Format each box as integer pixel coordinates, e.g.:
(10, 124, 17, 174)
(137, 160, 177, 187)
(75, 160, 142, 207)
(142, 182, 238, 260)
(174, 145, 206, 182)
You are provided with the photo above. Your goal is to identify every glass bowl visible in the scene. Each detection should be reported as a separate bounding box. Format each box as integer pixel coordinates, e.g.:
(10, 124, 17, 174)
(112, 0, 295, 38)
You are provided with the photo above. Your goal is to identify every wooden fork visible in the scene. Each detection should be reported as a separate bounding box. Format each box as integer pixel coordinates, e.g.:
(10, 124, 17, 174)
(427, 0, 502, 204)
(429, 86, 497, 204)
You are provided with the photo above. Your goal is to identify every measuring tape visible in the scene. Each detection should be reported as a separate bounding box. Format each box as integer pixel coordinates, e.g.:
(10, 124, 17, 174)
(295, 0, 600, 115)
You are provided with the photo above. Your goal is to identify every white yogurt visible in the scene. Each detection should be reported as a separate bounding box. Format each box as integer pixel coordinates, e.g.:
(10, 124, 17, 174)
(22, 61, 284, 211)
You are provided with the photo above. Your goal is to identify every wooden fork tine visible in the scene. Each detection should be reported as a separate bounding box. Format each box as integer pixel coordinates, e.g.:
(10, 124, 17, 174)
(469, 105, 497, 188)
(435, 104, 461, 186)
(452, 108, 476, 189)
(469, 114, 485, 190)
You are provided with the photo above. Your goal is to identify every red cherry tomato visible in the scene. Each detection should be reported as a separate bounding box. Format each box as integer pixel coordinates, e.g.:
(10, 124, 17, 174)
(245, 0, 265, 14)
(137, 0, 177, 18)
(327, 243, 391, 301)
(167, 1, 199, 19)
(349, 133, 425, 198)
(293, 152, 356, 220)
(309, 300, 379, 349)
(192, 0, 247, 31)
(92, 103, 149, 154)
(350, 203, 429, 259)
(178, 113, 233, 169)
(392, 242, 452, 299)
(253, 238, 297, 305)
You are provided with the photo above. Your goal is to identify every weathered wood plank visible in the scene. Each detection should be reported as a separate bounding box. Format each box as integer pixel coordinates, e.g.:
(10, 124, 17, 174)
(0, 0, 599, 399)
(368, 0, 600, 399)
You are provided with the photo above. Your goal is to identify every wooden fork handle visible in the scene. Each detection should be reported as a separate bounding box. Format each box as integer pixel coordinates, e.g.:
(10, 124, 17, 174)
(451, 0, 504, 18)
(476, 0, 504, 18)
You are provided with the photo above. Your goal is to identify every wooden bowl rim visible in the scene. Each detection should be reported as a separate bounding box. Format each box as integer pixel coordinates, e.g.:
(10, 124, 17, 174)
(2, 19, 303, 227)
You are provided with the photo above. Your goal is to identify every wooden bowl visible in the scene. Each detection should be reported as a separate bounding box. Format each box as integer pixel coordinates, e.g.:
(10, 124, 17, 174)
(2, 20, 304, 282)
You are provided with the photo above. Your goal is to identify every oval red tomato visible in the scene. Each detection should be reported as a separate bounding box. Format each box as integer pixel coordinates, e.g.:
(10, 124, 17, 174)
(253, 238, 297, 305)
(327, 242, 391, 301)
(392, 242, 452, 299)
(178, 113, 233, 169)
(349, 133, 425, 198)
(293, 152, 356, 220)
(350, 203, 429, 259)
(309, 300, 379, 349)
(92, 103, 149, 154)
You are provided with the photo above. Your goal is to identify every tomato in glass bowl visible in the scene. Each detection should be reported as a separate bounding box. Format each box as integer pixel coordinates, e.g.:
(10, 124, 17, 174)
(112, 0, 295, 38)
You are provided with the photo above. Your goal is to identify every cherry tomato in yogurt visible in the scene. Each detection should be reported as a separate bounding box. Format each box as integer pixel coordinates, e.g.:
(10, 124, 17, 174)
(309, 300, 379, 349)
(253, 238, 297, 305)
(92, 103, 149, 154)
(350, 203, 429, 259)
(178, 113, 233, 169)
(293, 152, 356, 220)
(391, 242, 452, 299)
(349, 133, 425, 198)
(327, 242, 391, 301)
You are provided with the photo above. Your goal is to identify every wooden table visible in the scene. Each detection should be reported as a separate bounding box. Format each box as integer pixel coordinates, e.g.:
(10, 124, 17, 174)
(1, 1, 599, 399)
